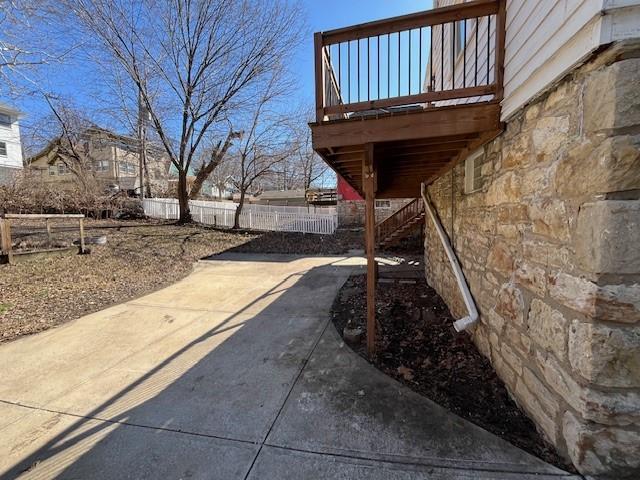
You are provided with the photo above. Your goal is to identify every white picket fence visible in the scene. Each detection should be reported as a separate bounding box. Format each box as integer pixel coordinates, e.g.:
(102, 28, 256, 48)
(143, 198, 338, 235)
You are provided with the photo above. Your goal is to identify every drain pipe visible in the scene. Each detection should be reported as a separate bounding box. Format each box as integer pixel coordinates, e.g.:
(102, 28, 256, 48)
(420, 183, 478, 332)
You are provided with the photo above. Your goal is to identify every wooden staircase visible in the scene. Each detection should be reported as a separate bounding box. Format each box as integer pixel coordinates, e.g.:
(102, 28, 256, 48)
(376, 198, 425, 249)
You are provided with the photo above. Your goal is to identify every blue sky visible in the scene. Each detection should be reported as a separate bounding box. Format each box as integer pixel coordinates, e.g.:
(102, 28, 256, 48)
(295, 0, 433, 106)
(15, 0, 433, 139)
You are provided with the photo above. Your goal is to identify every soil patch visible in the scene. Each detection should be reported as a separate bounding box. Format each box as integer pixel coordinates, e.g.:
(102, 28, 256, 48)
(331, 273, 575, 472)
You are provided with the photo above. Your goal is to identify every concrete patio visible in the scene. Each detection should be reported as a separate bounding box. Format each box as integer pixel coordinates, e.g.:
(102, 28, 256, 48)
(0, 254, 577, 479)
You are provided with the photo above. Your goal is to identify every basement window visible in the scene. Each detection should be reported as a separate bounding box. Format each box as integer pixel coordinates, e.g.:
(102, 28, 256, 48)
(375, 199, 391, 209)
(464, 148, 485, 194)
(0, 141, 6, 156)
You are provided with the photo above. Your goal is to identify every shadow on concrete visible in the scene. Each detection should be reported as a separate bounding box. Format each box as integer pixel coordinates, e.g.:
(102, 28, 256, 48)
(0, 254, 574, 479)
(1, 255, 357, 479)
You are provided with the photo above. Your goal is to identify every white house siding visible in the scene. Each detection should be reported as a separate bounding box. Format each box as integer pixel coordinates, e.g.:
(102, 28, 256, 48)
(0, 106, 23, 177)
(432, 0, 640, 120)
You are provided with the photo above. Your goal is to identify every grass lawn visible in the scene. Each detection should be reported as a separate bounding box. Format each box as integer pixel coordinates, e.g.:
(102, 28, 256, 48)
(0, 220, 363, 343)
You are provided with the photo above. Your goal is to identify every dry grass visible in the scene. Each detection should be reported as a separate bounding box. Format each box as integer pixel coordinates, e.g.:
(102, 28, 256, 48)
(0, 220, 363, 343)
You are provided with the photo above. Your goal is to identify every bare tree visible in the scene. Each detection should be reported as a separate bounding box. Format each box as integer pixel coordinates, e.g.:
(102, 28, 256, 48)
(189, 130, 241, 199)
(230, 79, 295, 229)
(65, 0, 303, 223)
(290, 109, 328, 190)
(0, 1, 77, 95)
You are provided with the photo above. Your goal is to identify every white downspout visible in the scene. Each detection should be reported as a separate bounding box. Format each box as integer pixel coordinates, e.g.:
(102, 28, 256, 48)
(420, 183, 478, 332)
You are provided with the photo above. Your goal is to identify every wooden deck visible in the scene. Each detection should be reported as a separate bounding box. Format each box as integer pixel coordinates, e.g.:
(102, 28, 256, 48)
(311, 0, 507, 356)
(311, 0, 506, 199)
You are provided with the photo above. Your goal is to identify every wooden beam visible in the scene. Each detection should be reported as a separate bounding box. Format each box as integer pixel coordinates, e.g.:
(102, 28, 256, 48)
(495, 0, 507, 101)
(363, 143, 377, 358)
(321, 0, 499, 44)
(311, 101, 501, 149)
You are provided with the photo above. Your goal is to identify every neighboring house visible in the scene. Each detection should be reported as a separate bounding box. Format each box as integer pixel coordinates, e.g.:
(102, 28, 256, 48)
(311, 0, 640, 477)
(27, 127, 171, 195)
(254, 189, 308, 206)
(0, 103, 23, 185)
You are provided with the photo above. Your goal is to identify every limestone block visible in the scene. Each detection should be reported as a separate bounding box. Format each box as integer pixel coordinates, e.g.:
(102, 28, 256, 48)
(568, 320, 640, 388)
(536, 351, 640, 426)
(486, 241, 515, 276)
(522, 240, 572, 270)
(502, 134, 531, 170)
(575, 200, 640, 275)
(584, 58, 640, 134)
(528, 299, 568, 360)
(528, 198, 571, 242)
(515, 376, 558, 444)
(514, 262, 547, 297)
(549, 273, 640, 324)
(531, 115, 570, 160)
(555, 135, 640, 198)
(495, 283, 525, 325)
(563, 410, 640, 477)
(485, 171, 522, 205)
(501, 343, 523, 375)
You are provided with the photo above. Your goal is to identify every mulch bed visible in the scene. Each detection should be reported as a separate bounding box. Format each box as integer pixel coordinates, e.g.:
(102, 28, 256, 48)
(331, 274, 575, 472)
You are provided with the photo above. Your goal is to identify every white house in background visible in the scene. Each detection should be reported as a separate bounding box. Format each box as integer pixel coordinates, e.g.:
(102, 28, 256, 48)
(0, 103, 23, 185)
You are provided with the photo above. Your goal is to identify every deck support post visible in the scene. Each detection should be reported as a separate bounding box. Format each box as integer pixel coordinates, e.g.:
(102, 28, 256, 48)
(363, 143, 377, 357)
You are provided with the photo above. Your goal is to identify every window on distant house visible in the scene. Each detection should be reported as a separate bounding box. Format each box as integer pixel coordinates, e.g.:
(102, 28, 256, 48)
(0, 113, 11, 127)
(0, 141, 6, 156)
(49, 165, 56, 176)
(95, 160, 109, 172)
(375, 199, 391, 209)
(58, 163, 67, 175)
(464, 148, 485, 194)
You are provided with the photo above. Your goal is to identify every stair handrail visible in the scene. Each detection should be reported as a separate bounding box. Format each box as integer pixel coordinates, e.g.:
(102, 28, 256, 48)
(375, 198, 424, 243)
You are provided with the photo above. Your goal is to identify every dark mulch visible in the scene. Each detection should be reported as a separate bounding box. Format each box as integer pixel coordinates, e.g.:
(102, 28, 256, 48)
(331, 274, 575, 472)
(226, 228, 364, 255)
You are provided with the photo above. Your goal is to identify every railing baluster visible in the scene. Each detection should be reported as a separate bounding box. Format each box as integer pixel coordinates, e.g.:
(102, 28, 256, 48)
(429, 27, 433, 92)
(463, 19, 466, 89)
(408, 29, 412, 95)
(451, 22, 455, 90)
(440, 24, 444, 91)
(475, 17, 479, 87)
(357, 39, 360, 102)
(367, 37, 370, 101)
(377, 35, 380, 100)
(419, 27, 422, 93)
(387, 33, 390, 99)
(487, 15, 491, 84)
(348, 41, 351, 104)
(337, 42, 341, 96)
(397, 31, 401, 97)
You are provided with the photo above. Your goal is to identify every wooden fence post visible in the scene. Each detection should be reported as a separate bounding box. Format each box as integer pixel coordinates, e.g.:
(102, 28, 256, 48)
(79, 218, 86, 254)
(0, 218, 14, 265)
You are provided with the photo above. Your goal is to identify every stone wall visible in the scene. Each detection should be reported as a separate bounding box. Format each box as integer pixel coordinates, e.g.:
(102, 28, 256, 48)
(337, 198, 412, 227)
(424, 42, 640, 478)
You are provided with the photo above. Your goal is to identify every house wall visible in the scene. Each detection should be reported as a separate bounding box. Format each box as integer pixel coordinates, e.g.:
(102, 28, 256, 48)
(424, 43, 640, 478)
(0, 108, 23, 183)
(432, 0, 640, 120)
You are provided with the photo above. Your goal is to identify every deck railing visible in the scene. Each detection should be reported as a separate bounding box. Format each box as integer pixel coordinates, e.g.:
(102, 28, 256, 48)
(314, 0, 506, 122)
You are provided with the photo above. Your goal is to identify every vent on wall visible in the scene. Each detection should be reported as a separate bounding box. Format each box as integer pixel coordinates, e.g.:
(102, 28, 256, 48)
(464, 148, 485, 194)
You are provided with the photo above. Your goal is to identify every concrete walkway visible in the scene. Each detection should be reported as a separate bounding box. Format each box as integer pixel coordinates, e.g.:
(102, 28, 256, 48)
(0, 254, 577, 479)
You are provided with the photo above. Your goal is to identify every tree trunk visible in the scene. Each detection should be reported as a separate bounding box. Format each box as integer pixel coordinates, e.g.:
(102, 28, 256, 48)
(177, 169, 192, 223)
(233, 189, 245, 229)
